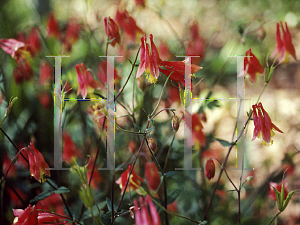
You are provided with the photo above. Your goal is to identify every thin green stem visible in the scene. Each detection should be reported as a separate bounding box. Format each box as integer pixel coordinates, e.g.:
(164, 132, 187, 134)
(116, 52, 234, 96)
(268, 211, 281, 225)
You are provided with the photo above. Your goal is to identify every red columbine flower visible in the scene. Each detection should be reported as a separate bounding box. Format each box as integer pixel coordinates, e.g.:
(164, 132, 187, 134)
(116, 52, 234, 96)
(185, 112, 206, 149)
(39, 62, 53, 86)
(145, 162, 161, 191)
(159, 59, 202, 88)
(104, 17, 121, 47)
(271, 22, 297, 63)
(75, 63, 100, 99)
(116, 163, 145, 194)
(134, 195, 162, 225)
(13, 204, 38, 225)
(252, 102, 283, 146)
(46, 13, 60, 38)
(63, 132, 83, 163)
(269, 180, 288, 202)
(186, 21, 206, 65)
(205, 158, 215, 180)
(136, 34, 161, 83)
(244, 49, 264, 83)
(26, 27, 41, 57)
(25, 142, 50, 183)
(0, 38, 25, 59)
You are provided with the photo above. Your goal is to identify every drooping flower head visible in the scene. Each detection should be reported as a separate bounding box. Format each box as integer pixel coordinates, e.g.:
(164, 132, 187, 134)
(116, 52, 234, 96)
(116, 163, 145, 194)
(271, 21, 297, 63)
(185, 112, 206, 150)
(0, 38, 25, 59)
(252, 102, 283, 146)
(134, 195, 162, 225)
(12, 204, 38, 225)
(145, 162, 161, 191)
(104, 17, 121, 47)
(63, 18, 81, 52)
(46, 13, 61, 38)
(25, 142, 50, 183)
(244, 48, 264, 83)
(136, 34, 161, 84)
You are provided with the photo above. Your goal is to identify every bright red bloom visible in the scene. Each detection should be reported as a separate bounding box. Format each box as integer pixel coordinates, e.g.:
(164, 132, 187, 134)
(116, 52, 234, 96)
(13, 204, 38, 225)
(104, 17, 120, 47)
(26, 27, 41, 57)
(145, 162, 161, 191)
(63, 18, 81, 51)
(271, 22, 297, 63)
(134, 195, 161, 225)
(62, 132, 83, 163)
(0, 38, 25, 59)
(36, 193, 66, 220)
(25, 142, 50, 183)
(136, 34, 161, 83)
(116, 163, 145, 194)
(159, 59, 202, 88)
(46, 13, 60, 38)
(39, 62, 53, 86)
(244, 49, 264, 83)
(186, 21, 206, 65)
(75, 63, 100, 99)
(252, 102, 283, 146)
(115, 7, 143, 42)
(269, 180, 288, 202)
(205, 159, 215, 180)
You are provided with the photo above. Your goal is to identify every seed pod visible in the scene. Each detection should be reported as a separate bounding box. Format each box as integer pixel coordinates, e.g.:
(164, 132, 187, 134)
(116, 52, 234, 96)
(172, 115, 180, 132)
(148, 138, 157, 152)
(205, 159, 215, 180)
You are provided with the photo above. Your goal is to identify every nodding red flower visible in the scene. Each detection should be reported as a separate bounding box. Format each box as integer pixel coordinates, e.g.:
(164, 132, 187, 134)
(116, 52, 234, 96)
(244, 49, 264, 83)
(159, 59, 202, 88)
(205, 159, 215, 180)
(145, 162, 161, 191)
(269, 180, 288, 202)
(134, 195, 162, 225)
(13, 204, 66, 225)
(115, 7, 143, 43)
(12, 204, 38, 225)
(75, 63, 100, 99)
(26, 27, 41, 57)
(136, 34, 161, 84)
(25, 142, 50, 183)
(0, 38, 25, 59)
(46, 13, 60, 38)
(271, 22, 297, 63)
(116, 163, 145, 194)
(63, 18, 81, 52)
(104, 17, 120, 47)
(186, 21, 206, 65)
(185, 113, 206, 149)
(252, 102, 283, 146)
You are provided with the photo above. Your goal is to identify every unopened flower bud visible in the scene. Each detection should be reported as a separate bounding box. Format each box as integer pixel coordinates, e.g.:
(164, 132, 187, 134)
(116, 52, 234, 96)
(205, 159, 215, 180)
(172, 115, 180, 132)
(246, 176, 253, 182)
(148, 138, 157, 152)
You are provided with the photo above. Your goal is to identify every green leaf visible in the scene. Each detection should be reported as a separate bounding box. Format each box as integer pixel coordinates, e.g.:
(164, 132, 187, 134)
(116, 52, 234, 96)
(54, 186, 70, 194)
(81, 201, 107, 220)
(242, 185, 251, 189)
(206, 101, 220, 109)
(29, 189, 53, 203)
(106, 197, 112, 212)
(281, 190, 296, 211)
(226, 189, 237, 193)
(167, 189, 180, 205)
(215, 138, 235, 147)
(165, 171, 181, 178)
(133, 123, 141, 132)
(272, 186, 282, 211)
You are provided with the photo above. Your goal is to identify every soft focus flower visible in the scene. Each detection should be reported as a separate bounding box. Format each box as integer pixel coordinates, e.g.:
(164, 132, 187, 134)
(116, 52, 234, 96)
(25, 142, 50, 183)
(116, 163, 145, 194)
(135, 0, 146, 7)
(159, 59, 202, 88)
(186, 21, 206, 64)
(46, 13, 60, 38)
(271, 21, 297, 63)
(97, 61, 121, 89)
(26, 27, 41, 57)
(38, 91, 51, 109)
(186, 112, 206, 149)
(244, 49, 264, 83)
(136, 34, 161, 84)
(39, 62, 53, 86)
(3, 154, 17, 178)
(134, 195, 161, 225)
(12, 204, 38, 225)
(115, 7, 143, 42)
(36, 193, 65, 218)
(75, 63, 100, 98)
(104, 17, 120, 47)
(13, 62, 33, 84)
(7, 187, 26, 207)
(252, 102, 283, 146)
(158, 41, 172, 61)
(62, 132, 83, 163)
(205, 158, 215, 180)
(145, 162, 161, 191)
(0, 38, 25, 59)
(128, 140, 138, 154)
(63, 18, 81, 51)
